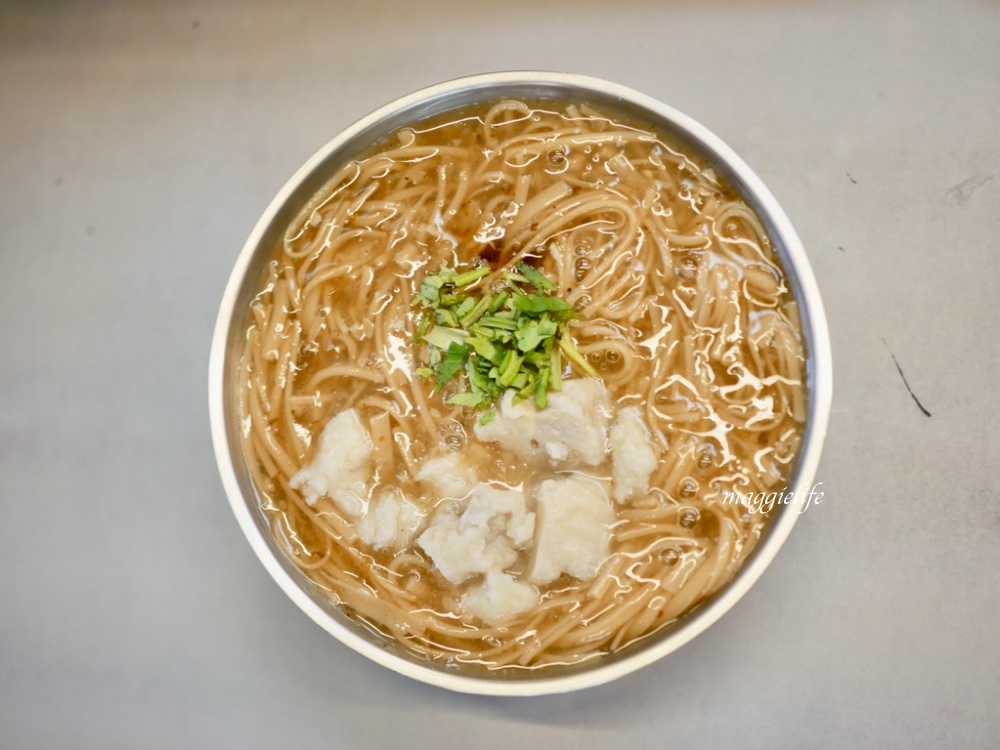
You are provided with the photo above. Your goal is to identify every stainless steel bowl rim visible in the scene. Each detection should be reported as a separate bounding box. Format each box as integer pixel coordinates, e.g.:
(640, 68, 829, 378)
(208, 71, 833, 696)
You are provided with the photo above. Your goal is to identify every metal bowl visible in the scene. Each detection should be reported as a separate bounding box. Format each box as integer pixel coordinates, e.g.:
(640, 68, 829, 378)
(208, 71, 833, 695)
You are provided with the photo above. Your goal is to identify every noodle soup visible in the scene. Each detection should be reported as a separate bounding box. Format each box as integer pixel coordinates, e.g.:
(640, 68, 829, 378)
(238, 99, 806, 672)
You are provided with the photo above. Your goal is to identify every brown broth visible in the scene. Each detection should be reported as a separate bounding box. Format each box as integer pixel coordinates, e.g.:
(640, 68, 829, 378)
(239, 99, 806, 671)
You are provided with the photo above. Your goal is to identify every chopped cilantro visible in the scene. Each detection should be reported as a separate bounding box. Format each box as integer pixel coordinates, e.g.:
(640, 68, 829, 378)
(448, 391, 487, 408)
(413, 262, 597, 415)
(452, 265, 491, 287)
(517, 262, 557, 292)
(423, 325, 468, 350)
(434, 342, 470, 392)
(511, 294, 575, 316)
(558, 332, 597, 378)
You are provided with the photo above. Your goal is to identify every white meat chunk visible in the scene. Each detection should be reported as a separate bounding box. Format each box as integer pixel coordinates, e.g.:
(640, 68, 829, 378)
(530, 476, 614, 584)
(417, 484, 535, 584)
(473, 378, 610, 467)
(610, 406, 659, 503)
(356, 487, 425, 551)
(289, 409, 372, 517)
(461, 571, 540, 626)
(415, 454, 477, 499)
(461, 485, 535, 548)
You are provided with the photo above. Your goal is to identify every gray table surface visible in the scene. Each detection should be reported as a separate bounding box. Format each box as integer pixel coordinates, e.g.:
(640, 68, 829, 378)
(2, 1, 998, 747)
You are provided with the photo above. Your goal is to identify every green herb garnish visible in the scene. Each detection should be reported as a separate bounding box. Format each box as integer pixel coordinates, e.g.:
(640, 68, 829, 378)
(414, 262, 596, 421)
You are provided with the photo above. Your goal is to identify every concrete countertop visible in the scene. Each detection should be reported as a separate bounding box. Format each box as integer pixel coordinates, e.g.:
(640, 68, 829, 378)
(1, 1, 997, 747)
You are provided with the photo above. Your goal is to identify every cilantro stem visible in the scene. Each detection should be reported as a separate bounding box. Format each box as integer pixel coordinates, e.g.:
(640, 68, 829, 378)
(453, 265, 490, 287)
(559, 333, 597, 378)
(459, 293, 494, 328)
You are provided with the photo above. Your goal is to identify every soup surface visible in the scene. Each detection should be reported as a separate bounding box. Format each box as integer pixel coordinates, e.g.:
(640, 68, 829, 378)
(239, 99, 806, 671)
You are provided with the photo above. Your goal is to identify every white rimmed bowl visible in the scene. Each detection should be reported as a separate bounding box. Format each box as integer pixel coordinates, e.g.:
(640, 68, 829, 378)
(208, 71, 832, 695)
